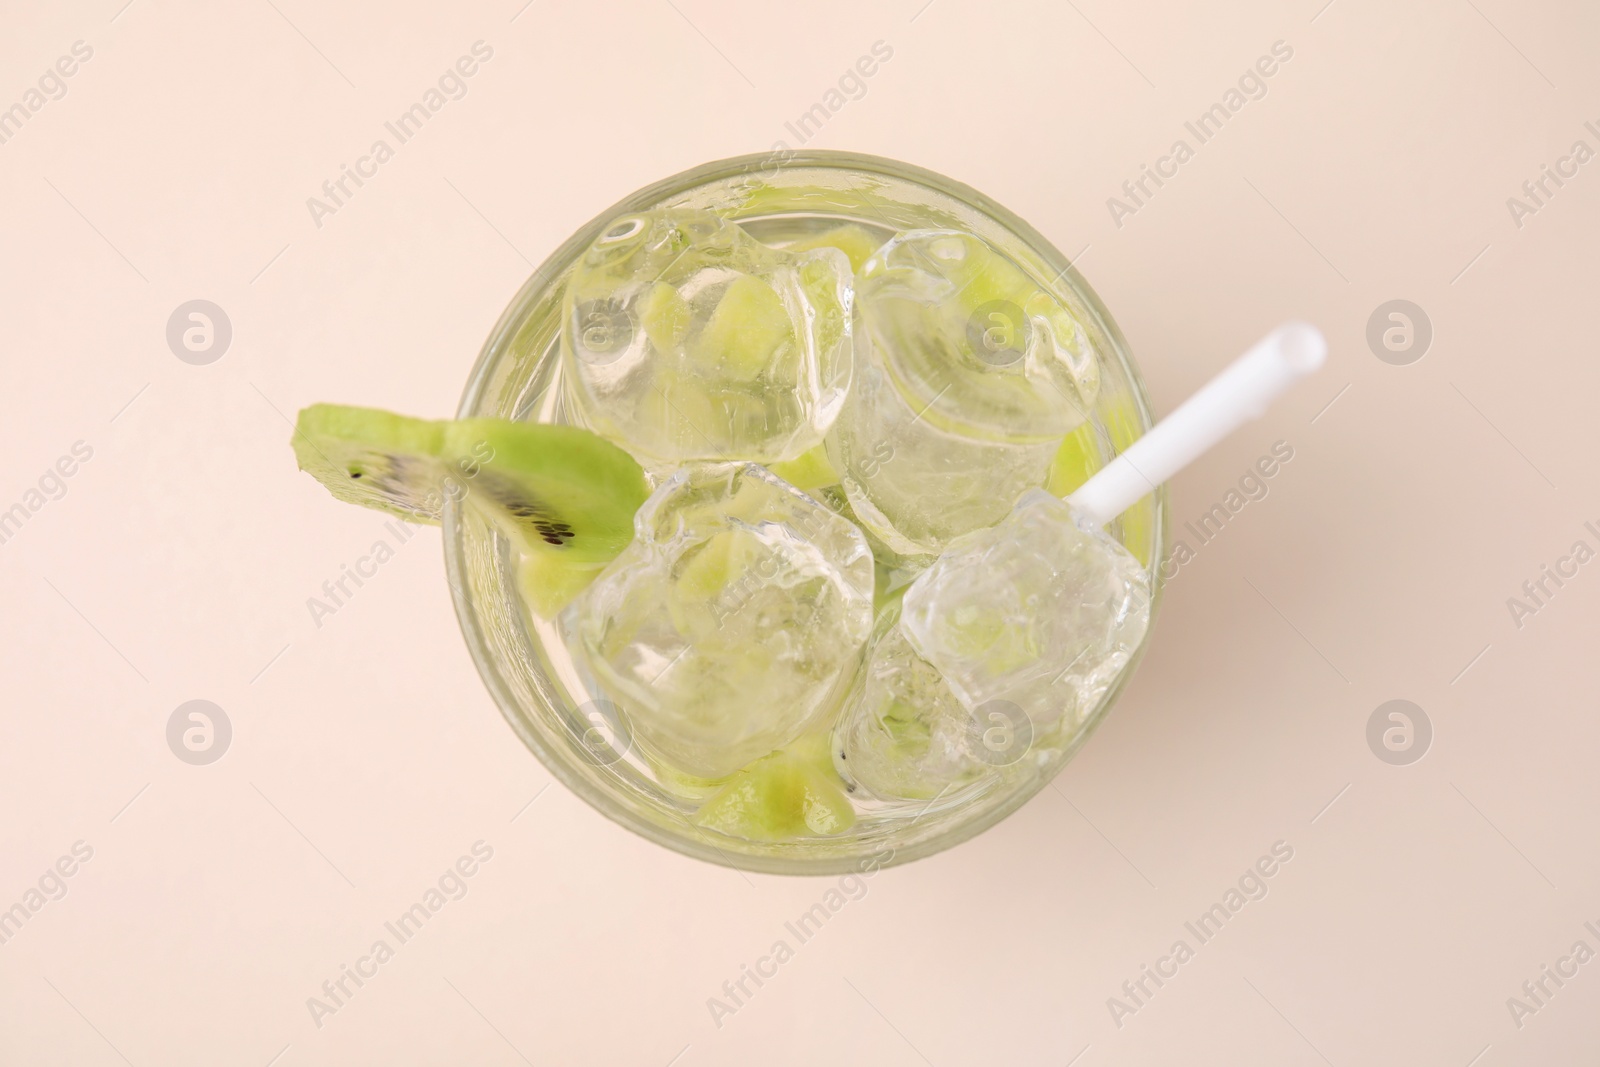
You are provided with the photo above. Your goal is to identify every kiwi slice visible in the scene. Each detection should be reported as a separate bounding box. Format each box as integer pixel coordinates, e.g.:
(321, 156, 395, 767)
(768, 443, 840, 490)
(291, 405, 449, 523)
(515, 552, 611, 618)
(688, 274, 794, 382)
(292, 404, 649, 564)
(692, 741, 856, 842)
(639, 281, 692, 352)
(1046, 421, 1102, 497)
(787, 224, 886, 273)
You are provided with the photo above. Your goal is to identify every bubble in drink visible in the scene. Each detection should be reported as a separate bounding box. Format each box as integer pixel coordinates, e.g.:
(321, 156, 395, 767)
(828, 230, 1100, 556)
(900, 490, 1150, 732)
(564, 210, 853, 468)
(568, 463, 874, 779)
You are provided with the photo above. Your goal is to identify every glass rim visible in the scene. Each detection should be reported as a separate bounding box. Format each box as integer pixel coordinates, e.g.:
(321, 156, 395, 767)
(444, 149, 1169, 875)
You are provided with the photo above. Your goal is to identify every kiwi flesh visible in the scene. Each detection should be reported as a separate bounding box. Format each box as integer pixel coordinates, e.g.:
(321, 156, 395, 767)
(292, 404, 649, 564)
(692, 738, 856, 842)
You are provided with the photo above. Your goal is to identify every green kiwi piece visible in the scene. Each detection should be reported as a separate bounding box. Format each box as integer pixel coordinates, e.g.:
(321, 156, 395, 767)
(292, 404, 649, 563)
(515, 552, 611, 618)
(291, 404, 449, 523)
(692, 743, 856, 842)
(768, 443, 840, 490)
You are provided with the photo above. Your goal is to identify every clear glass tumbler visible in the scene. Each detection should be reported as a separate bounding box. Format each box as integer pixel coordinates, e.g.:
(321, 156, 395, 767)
(444, 151, 1166, 875)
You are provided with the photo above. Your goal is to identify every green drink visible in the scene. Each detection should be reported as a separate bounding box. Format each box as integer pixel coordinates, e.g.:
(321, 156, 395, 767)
(295, 153, 1165, 873)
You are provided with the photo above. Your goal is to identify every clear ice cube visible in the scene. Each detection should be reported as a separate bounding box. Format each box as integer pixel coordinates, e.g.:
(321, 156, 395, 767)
(832, 601, 1002, 801)
(900, 490, 1150, 732)
(828, 230, 1100, 555)
(564, 209, 853, 468)
(567, 463, 874, 779)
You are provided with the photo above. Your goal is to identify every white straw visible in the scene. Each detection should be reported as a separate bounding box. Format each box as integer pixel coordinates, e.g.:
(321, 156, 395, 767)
(1067, 321, 1326, 528)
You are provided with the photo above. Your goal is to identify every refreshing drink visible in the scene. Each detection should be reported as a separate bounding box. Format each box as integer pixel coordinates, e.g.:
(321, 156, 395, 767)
(554, 196, 1154, 846)
(294, 154, 1170, 874)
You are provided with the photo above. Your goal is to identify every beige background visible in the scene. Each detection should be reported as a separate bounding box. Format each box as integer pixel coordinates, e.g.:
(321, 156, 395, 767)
(2, 0, 1596, 1063)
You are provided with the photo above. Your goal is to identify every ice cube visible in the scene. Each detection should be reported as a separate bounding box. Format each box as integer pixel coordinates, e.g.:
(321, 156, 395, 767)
(827, 230, 1099, 555)
(900, 490, 1150, 731)
(833, 601, 1017, 801)
(567, 463, 874, 779)
(564, 210, 853, 467)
